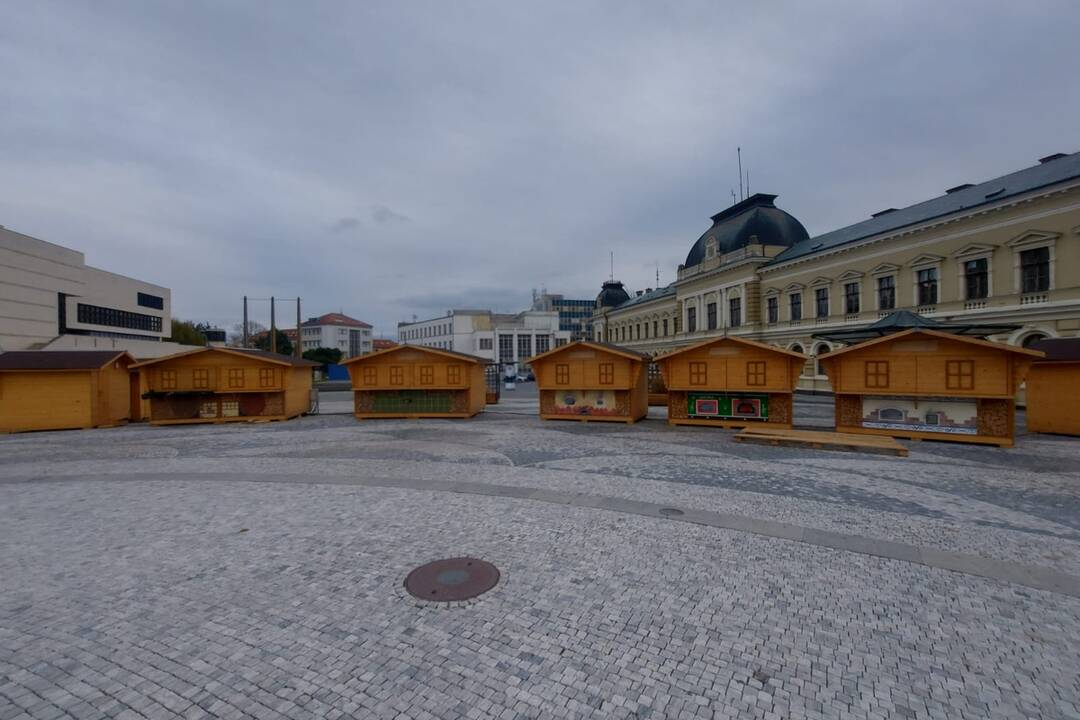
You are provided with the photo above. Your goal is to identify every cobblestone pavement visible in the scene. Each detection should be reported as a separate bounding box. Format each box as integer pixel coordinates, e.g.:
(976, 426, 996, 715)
(2, 406, 1080, 719)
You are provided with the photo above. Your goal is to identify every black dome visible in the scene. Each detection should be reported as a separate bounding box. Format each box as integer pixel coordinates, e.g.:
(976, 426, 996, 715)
(684, 194, 808, 267)
(595, 280, 630, 309)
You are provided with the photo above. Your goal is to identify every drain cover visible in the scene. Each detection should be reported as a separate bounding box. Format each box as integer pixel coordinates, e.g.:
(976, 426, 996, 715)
(404, 557, 500, 602)
(659, 507, 684, 517)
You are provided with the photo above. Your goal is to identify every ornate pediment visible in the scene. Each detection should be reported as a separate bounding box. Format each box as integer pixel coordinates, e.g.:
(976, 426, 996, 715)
(907, 253, 945, 267)
(1006, 230, 1060, 247)
(809, 276, 833, 287)
(783, 282, 805, 293)
(870, 262, 900, 275)
(952, 243, 997, 258)
(836, 269, 864, 281)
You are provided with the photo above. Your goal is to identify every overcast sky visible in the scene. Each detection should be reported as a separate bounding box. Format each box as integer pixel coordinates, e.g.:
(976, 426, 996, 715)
(2, 2, 1078, 337)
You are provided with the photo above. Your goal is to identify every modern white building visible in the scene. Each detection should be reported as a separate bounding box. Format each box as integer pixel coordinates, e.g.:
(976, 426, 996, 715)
(397, 309, 570, 371)
(299, 312, 373, 358)
(0, 224, 171, 352)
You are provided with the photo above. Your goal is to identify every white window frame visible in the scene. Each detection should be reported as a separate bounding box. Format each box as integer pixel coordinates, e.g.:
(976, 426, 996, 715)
(1007, 231, 1058, 295)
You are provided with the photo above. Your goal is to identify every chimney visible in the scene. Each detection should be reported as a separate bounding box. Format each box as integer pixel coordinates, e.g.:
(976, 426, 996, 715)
(945, 184, 974, 194)
(636, 291, 644, 297)
(1039, 153, 1067, 164)
(872, 208, 898, 218)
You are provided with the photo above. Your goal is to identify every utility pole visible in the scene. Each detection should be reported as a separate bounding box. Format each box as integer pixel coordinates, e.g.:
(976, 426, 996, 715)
(295, 297, 301, 359)
(270, 296, 276, 354)
(242, 296, 249, 348)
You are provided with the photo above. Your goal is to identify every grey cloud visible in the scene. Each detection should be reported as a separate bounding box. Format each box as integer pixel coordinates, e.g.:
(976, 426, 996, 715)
(371, 204, 410, 225)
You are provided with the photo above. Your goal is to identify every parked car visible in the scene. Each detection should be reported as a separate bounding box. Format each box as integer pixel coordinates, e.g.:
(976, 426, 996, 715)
(515, 372, 535, 382)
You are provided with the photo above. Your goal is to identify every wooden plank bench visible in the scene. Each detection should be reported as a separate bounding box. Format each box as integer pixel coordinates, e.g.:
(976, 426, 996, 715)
(732, 426, 908, 457)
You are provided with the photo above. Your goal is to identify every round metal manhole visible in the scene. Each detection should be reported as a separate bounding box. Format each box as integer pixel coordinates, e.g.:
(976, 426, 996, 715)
(659, 507, 684, 517)
(404, 557, 500, 602)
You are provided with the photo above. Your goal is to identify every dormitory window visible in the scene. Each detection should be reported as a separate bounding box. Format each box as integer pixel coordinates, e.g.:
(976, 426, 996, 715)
(653, 321, 658, 337)
(362, 367, 378, 385)
(729, 297, 741, 328)
(877, 276, 895, 310)
(917, 268, 938, 305)
(706, 303, 717, 330)
(259, 368, 275, 387)
(76, 303, 162, 333)
(767, 297, 778, 325)
(687, 307, 697, 333)
(1021, 247, 1050, 293)
(789, 293, 802, 321)
(663, 319, 669, 336)
(689, 361, 707, 386)
(865, 361, 889, 389)
(746, 361, 766, 386)
(161, 370, 177, 390)
(389, 366, 404, 385)
(598, 362, 614, 384)
(535, 335, 550, 354)
(228, 368, 244, 388)
(946, 360, 974, 390)
(815, 288, 829, 318)
(844, 283, 860, 314)
(447, 365, 462, 384)
(479, 338, 493, 350)
(137, 292, 164, 310)
(419, 365, 434, 384)
(192, 368, 210, 389)
(964, 258, 989, 299)
(555, 364, 570, 384)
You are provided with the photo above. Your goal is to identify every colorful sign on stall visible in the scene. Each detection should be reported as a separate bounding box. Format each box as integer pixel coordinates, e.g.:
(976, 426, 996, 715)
(687, 393, 769, 420)
(860, 396, 978, 435)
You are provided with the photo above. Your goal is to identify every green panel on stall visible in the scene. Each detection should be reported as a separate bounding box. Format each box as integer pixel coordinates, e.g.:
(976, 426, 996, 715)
(687, 392, 769, 419)
(372, 390, 453, 413)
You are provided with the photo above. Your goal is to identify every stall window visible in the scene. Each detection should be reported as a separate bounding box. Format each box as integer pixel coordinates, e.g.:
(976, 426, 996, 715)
(419, 365, 434, 385)
(598, 362, 614, 385)
(555, 364, 570, 385)
(689, 361, 707, 386)
(865, 361, 890, 389)
(362, 366, 378, 385)
(192, 368, 210, 389)
(746, 361, 766, 386)
(259, 368, 275, 387)
(161, 370, 177, 390)
(390, 366, 404, 385)
(447, 365, 462, 384)
(228, 368, 245, 388)
(946, 360, 974, 390)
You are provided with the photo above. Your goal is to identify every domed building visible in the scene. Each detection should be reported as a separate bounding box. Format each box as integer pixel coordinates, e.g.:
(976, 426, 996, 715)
(591, 150, 1080, 391)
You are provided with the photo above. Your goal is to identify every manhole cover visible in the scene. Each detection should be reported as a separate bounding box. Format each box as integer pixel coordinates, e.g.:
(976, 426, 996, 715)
(659, 507, 684, 517)
(404, 557, 500, 602)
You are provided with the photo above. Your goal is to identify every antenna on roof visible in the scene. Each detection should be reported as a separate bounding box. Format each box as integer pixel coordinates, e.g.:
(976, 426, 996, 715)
(738, 147, 744, 201)
(731, 188, 736, 205)
(746, 168, 750, 196)
(610, 251, 614, 282)
(656, 263, 660, 287)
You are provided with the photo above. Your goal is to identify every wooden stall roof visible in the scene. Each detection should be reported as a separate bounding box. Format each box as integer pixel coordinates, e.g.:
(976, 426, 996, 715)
(131, 347, 320, 368)
(0, 350, 134, 371)
(654, 335, 806, 362)
(818, 328, 1045, 361)
(1030, 338, 1080, 362)
(339, 344, 487, 365)
(527, 340, 650, 365)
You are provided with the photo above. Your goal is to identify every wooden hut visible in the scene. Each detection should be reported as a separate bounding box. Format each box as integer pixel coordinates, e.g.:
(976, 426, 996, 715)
(131, 347, 317, 425)
(341, 345, 487, 419)
(1025, 338, 1080, 436)
(0, 350, 136, 432)
(529, 341, 649, 423)
(818, 329, 1042, 447)
(655, 337, 805, 429)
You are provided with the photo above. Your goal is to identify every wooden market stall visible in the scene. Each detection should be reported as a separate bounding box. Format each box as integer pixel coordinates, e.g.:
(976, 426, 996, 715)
(529, 341, 649, 423)
(654, 336, 805, 429)
(0, 350, 136, 433)
(132, 347, 317, 425)
(818, 328, 1042, 447)
(341, 344, 487, 419)
(1026, 337, 1080, 436)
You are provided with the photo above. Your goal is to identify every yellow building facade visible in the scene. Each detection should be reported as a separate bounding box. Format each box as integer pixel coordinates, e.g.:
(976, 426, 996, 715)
(593, 152, 1080, 389)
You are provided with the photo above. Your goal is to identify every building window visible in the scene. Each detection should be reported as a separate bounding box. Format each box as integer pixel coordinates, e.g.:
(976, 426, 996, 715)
(729, 297, 741, 328)
(767, 297, 778, 325)
(1021, 247, 1050, 293)
(498, 334, 514, 363)
(137, 292, 164, 310)
(555, 363, 570, 385)
(689, 361, 707, 386)
(479, 337, 493, 351)
(815, 288, 829, 318)
(653, 321, 658, 337)
(447, 365, 462, 384)
(228, 368, 244, 388)
(746, 361, 765, 386)
(844, 283, 860, 314)
(663, 319, 669, 336)
(259, 368, 275, 387)
(161, 370, 177, 390)
(964, 258, 989, 299)
(946, 360, 974, 390)
(865, 361, 889, 389)
(192, 368, 210, 389)
(917, 267, 938, 305)
(598, 362, 614, 384)
(789, 293, 802, 321)
(877, 276, 896, 310)
(389, 366, 404, 385)
(518, 335, 533, 359)
(362, 367, 377, 385)
(76, 303, 162, 333)
(555, 337, 567, 347)
(687, 307, 697, 333)
(535, 335, 550, 354)
(419, 365, 434, 385)
(706, 303, 717, 330)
